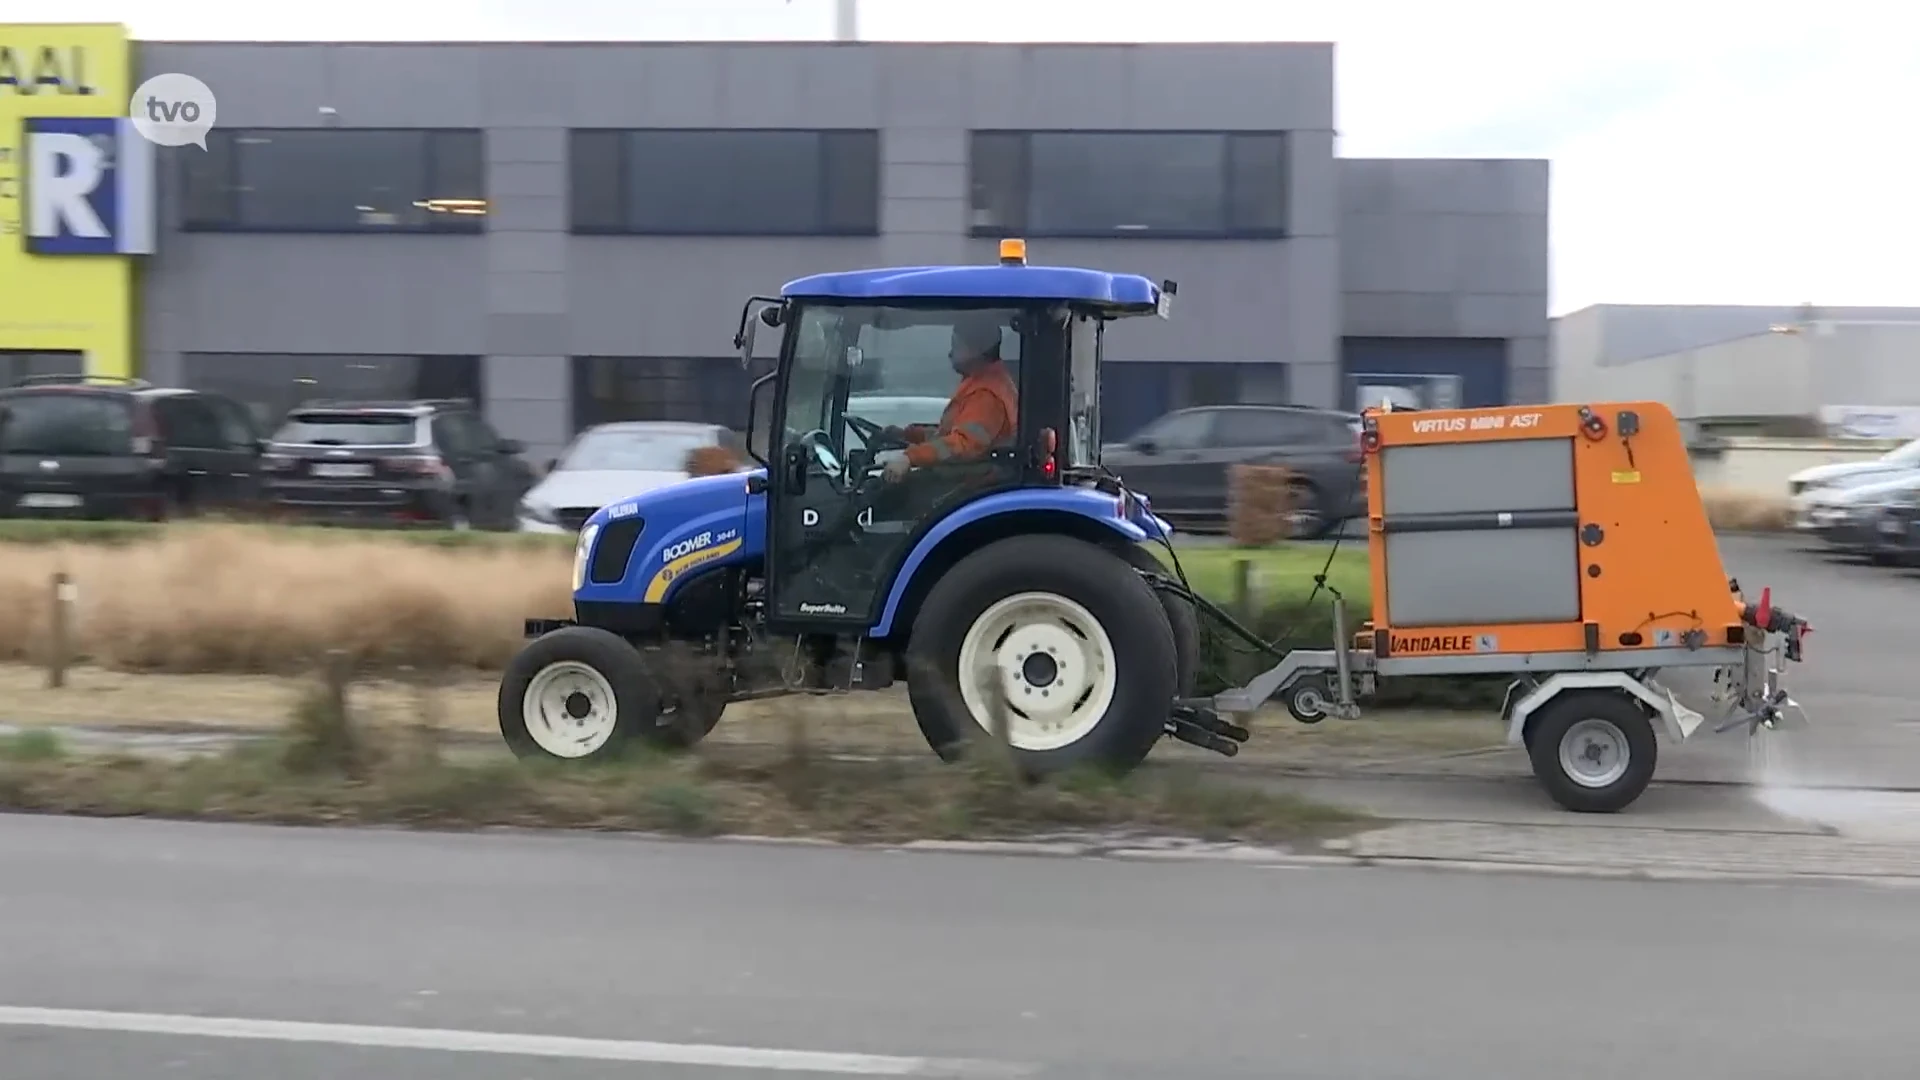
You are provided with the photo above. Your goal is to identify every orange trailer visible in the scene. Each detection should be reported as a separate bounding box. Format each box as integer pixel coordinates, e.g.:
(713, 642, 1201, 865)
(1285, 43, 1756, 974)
(1203, 399, 1812, 812)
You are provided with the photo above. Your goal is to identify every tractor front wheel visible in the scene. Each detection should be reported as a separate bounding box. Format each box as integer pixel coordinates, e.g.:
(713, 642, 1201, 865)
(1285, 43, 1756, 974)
(498, 626, 666, 761)
(906, 534, 1178, 778)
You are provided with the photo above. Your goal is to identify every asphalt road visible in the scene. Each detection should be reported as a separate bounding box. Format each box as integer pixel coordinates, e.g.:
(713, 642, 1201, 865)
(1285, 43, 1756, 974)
(6, 815, 1920, 1080)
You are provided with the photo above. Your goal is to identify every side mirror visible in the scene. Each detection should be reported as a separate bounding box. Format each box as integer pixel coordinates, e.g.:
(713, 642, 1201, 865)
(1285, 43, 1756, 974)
(744, 372, 776, 466)
(497, 437, 525, 455)
(540, 457, 558, 475)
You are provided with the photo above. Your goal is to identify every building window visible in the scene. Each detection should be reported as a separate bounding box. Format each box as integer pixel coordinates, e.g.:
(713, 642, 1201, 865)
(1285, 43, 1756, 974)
(0, 350, 84, 386)
(1100, 361, 1271, 440)
(970, 131, 1288, 238)
(569, 129, 880, 236)
(572, 357, 775, 433)
(179, 353, 482, 429)
(182, 129, 487, 233)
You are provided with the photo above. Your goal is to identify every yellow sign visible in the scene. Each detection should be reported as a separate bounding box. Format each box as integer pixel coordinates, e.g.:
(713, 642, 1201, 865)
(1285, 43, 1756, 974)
(0, 23, 135, 378)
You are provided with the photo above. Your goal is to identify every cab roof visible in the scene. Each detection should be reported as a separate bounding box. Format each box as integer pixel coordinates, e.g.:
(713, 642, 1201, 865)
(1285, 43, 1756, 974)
(780, 264, 1164, 313)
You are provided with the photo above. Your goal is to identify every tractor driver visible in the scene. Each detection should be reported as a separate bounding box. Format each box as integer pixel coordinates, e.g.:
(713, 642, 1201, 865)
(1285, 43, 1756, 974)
(878, 313, 1019, 483)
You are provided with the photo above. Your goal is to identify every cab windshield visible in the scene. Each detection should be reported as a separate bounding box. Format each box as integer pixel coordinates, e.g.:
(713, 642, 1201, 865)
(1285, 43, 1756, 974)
(781, 304, 1024, 457)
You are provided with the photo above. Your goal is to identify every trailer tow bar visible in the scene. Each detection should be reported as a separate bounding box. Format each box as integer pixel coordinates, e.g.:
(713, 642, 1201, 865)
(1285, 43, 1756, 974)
(1143, 571, 1285, 757)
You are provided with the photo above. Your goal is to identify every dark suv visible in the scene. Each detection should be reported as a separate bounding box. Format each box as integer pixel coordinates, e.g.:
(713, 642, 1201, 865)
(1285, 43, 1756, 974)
(1099, 404, 1367, 538)
(259, 399, 536, 530)
(0, 375, 264, 521)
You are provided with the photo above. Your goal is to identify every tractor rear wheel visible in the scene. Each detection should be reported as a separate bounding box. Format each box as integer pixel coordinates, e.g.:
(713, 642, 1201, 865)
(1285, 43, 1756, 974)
(1120, 544, 1200, 699)
(906, 534, 1179, 778)
(499, 626, 668, 761)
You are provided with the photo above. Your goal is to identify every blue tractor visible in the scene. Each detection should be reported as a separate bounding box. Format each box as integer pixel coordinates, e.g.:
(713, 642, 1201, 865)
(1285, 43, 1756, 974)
(498, 239, 1242, 776)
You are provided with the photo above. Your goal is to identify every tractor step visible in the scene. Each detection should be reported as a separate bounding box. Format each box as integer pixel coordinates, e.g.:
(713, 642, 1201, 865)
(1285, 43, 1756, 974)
(1172, 702, 1251, 742)
(1165, 704, 1250, 757)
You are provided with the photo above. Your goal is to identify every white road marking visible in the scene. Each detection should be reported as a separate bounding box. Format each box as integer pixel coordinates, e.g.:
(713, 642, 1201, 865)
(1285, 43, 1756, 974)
(0, 1006, 1031, 1077)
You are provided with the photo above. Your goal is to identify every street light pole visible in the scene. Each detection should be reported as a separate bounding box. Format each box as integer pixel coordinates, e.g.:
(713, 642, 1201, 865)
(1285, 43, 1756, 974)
(834, 0, 858, 40)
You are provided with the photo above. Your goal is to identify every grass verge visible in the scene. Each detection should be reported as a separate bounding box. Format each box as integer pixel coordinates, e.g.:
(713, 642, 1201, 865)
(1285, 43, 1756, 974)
(0, 685, 1361, 845)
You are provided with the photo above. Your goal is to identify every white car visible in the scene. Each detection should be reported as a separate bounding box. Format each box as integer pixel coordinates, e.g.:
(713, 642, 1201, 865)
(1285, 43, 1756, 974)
(517, 421, 741, 534)
(1798, 469, 1920, 544)
(1788, 439, 1920, 530)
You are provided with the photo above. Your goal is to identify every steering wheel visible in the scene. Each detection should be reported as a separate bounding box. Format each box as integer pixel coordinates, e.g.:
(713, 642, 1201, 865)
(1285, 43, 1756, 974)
(844, 413, 907, 451)
(797, 429, 844, 481)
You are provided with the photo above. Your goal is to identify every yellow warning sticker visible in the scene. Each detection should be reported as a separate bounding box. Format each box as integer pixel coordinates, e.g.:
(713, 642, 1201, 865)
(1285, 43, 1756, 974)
(1612, 470, 1642, 484)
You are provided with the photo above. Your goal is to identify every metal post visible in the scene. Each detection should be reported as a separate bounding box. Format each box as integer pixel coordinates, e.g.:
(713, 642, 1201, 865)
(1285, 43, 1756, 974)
(46, 571, 75, 689)
(834, 0, 858, 41)
(1331, 595, 1357, 716)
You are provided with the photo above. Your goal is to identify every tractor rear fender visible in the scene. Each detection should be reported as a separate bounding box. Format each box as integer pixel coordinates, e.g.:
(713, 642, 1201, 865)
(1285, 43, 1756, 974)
(1505, 670, 1701, 746)
(869, 488, 1169, 639)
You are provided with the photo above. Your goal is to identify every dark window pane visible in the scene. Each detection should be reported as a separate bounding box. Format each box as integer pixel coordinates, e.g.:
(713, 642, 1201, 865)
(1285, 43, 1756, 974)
(570, 356, 769, 432)
(1184, 363, 1243, 408)
(1028, 132, 1226, 235)
(625, 131, 821, 234)
(426, 130, 487, 225)
(968, 131, 1027, 235)
(233, 130, 426, 229)
(0, 350, 84, 386)
(1135, 409, 1214, 450)
(181, 353, 480, 430)
(0, 393, 133, 455)
(180, 130, 237, 227)
(201, 130, 483, 233)
(159, 398, 225, 448)
(276, 412, 421, 446)
(569, 130, 626, 231)
(1227, 133, 1287, 232)
(1214, 409, 1304, 448)
(819, 130, 879, 233)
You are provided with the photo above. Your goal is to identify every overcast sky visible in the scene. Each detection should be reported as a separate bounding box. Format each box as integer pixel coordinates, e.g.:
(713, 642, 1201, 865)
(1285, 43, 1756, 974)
(27, 0, 1918, 314)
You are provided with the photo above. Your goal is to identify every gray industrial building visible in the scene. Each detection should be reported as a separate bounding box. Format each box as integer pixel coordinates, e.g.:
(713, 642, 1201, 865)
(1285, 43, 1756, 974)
(133, 40, 1550, 458)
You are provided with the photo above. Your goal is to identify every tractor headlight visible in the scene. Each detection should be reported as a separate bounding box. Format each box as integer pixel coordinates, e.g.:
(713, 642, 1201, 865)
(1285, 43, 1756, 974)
(571, 523, 599, 592)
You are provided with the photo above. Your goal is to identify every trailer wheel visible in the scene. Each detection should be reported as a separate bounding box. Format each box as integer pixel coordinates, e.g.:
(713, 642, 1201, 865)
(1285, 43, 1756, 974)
(1284, 675, 1331, 724)
(498, 626, 664, 761)
(1120, 545, 1200, 698)
(1525, 690, 1658, 813)
(907, 534, 1178, 777)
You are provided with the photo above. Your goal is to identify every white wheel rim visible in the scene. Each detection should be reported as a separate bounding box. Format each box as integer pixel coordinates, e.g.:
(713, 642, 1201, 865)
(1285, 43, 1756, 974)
(956, 591, 1120, 752)
(1558, 717, 1630, 789)
(521, 660, 619, 758)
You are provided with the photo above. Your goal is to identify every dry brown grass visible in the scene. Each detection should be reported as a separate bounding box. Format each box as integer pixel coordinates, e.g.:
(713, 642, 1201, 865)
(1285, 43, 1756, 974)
(1699, 489, 1795, 532)
(0, 524, 572, 674)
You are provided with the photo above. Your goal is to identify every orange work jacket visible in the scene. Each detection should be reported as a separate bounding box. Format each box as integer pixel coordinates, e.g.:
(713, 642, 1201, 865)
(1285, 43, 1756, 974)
(902, 359, 1019, 467)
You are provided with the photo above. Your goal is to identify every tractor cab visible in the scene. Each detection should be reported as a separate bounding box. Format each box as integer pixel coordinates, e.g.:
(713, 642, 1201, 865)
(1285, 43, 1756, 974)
(733, 239, 1176, 634)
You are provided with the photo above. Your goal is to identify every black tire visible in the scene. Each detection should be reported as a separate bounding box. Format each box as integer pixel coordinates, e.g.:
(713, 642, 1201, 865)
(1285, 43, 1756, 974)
(497, 626, 664, 761)
(906, 534, 1178, 778)
(650, 643, 730, 749)
(1524, 690, 1658, 813)
(1120, 545, 1200, 699)
(1283, 675, 1331, 724)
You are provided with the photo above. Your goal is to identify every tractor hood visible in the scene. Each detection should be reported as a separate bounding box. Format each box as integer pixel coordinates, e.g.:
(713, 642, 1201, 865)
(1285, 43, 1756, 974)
(587, 469, 757, 531)
(574, 469, 766, 603)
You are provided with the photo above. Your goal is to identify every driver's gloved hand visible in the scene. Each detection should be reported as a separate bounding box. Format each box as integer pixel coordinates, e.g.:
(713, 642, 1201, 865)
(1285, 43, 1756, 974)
(882, 454, 912, 483)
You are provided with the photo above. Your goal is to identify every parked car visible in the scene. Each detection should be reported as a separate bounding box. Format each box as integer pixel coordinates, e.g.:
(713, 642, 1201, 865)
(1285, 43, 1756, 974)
(1874, 481, 1920, 567)
(0, 374, 264, 521)
(517, 421, 742, 534)
(1099, 404, 1366, 538)
(1806, 471, 1920, 562)
(1788, 438, 1920, 530)
(259, 398, 535, 530)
